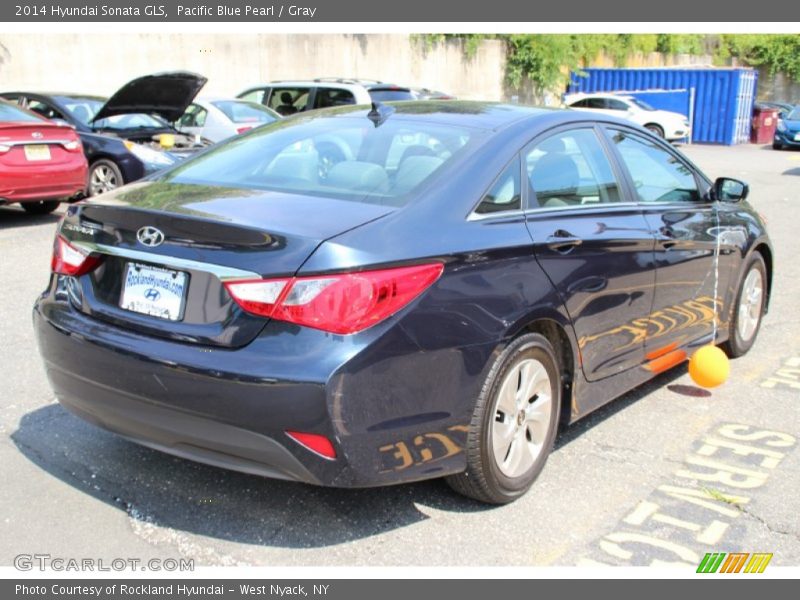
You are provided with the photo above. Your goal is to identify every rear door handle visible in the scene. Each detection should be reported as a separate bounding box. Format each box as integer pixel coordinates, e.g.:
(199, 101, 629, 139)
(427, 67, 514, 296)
(658, 226, 678, 249)
(546, 229, 583, 253)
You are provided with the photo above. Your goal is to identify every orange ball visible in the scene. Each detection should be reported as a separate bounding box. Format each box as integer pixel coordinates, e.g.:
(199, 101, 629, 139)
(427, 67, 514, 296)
(688, 345, 730, 388)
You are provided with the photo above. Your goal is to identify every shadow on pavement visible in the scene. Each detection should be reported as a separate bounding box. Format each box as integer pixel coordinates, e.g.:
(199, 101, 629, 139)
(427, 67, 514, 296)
(12, 362, 690, 548)
(0, 206, 63, 230)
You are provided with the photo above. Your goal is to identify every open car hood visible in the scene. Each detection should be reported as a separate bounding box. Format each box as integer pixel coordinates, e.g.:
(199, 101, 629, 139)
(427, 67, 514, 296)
(92, 71, 207, 123)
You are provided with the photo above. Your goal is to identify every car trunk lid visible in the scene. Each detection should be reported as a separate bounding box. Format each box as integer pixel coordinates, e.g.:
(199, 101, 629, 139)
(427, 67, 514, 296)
(0, 122, 80, 168)
(59, 181, 394, 348)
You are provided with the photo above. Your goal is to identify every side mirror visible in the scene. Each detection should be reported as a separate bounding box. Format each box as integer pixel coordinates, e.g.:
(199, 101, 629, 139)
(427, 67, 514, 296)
(713, 177, 748, 202)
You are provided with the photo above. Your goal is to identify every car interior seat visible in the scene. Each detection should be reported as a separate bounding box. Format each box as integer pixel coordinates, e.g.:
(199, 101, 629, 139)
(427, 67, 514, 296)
(529, 141, 581, 208)
(265, 152, 320, 186)
(325, 161, 390, 194)
(277, 92, 298, 116)
(392, 156, 445, 195)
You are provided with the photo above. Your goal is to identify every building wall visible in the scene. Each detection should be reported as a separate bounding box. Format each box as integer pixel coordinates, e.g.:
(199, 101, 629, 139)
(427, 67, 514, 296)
(756, 68, 800, 102)
(2, 34, 795, 105)
(0, 34, 507, 101)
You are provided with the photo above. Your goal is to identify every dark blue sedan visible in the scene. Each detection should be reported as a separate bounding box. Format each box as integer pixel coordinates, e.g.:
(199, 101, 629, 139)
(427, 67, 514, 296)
(774, 106, 800, 149)
(35, 102, 772, 504)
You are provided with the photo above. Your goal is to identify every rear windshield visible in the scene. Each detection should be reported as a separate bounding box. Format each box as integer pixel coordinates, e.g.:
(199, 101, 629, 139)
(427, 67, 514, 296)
(164, 116, 478, 206)
(211, 100, 279, 124)
(368, 89, 415, 102)
(0, 102, 45, 123)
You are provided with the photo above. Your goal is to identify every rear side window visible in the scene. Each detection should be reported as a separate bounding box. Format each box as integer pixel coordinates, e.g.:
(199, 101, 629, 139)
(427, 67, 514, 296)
(165, 117, 479, 206)
(526, 128, 621, 209)
(608, 130, 700, 203)
(475, 158, 521, 215)
(0, 101, 45, 123)
(211, 100, 278, 124)
(238, 89, 266, 104)
(587, 98, 607, 109)
(607, 99, 629, 111)
(26, 99, 65, 121)
(313, 88, 356, 109)
(178, 104, 207, 128)
(268, 88, 311, 116)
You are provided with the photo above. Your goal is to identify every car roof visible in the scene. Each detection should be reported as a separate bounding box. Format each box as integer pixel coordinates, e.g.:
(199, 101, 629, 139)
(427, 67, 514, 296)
(570, 92, 633, 100)
(288, 101, 573, 131)
(196, 96, 259, 103)
(244, 81, 366, 91)
(2, 92, 107, 102)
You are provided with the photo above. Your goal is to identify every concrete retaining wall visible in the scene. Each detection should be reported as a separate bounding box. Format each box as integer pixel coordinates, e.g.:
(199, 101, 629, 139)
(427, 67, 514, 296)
(0, 34, 507, 101)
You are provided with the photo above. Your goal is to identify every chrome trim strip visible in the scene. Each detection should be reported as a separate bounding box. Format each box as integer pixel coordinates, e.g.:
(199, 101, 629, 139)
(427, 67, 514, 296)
(0, 140, 75, 147)
(70, 241, 260, 281)
(467, 202, 644, 222)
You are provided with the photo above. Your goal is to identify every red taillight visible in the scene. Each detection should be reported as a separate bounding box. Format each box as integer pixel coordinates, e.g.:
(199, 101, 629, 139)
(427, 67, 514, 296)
(286, 431, 337, 459)
(62, 139, 82, 152)
(51, 236, 102, 276)
(224, 262, 443, 335)
(236, 126, 254, 134)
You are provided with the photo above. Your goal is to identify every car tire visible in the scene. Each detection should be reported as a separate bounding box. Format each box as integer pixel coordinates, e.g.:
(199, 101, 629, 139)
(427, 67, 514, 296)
(772, 141, 783, 150)
(88, 159, 123, 196)
(645, 124, 665, 138)
(21, 200, 59, 215)
(724, 253, 767, 358)
(446, 332, 561, 504)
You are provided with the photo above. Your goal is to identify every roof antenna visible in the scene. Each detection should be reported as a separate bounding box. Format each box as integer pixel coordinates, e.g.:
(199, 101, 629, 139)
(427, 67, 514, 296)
(367, 101, 395, 127)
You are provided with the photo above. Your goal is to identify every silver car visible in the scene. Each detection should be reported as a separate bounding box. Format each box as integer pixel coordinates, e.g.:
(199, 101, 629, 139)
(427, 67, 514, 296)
(176, 96, 281, 143)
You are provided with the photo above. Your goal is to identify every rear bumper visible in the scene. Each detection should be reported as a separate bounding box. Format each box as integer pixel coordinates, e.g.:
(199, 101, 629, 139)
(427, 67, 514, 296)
(34, 281, 485, 487)
(0, 163, 86, 202)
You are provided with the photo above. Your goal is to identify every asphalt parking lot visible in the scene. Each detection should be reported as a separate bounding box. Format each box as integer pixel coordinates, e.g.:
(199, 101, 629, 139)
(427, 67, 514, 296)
(1, 143, 798, 568)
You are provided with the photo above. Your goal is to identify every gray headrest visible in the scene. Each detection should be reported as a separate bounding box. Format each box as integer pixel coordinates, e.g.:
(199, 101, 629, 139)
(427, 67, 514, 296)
(393, 156, 444, 194)
(326, 161, 389, 193)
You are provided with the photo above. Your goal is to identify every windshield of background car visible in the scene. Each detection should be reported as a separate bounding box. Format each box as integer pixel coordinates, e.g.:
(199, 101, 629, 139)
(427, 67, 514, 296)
(787, 108, 800, 121)
(56, 96, 171, 130)
(0, 102, 45, 123)
(211, 100, 279, 124)
(630, 98, 655, 111)
(164, 117, 479, 205)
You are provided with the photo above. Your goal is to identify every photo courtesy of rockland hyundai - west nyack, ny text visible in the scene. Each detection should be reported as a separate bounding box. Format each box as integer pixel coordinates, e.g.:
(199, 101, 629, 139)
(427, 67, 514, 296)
(0, 0, 799, 595)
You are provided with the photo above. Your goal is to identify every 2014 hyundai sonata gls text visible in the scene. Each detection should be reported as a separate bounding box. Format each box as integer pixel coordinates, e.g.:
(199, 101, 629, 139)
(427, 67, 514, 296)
(35, 102, 772, 504)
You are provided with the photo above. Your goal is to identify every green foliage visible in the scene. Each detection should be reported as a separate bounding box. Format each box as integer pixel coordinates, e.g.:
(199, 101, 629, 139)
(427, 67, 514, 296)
(417, 34, 800, 94)
(720, 35, 800, 80)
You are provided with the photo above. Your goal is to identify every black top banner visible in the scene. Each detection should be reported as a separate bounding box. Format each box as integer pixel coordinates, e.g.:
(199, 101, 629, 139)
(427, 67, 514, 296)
(3, 0, 799, 22)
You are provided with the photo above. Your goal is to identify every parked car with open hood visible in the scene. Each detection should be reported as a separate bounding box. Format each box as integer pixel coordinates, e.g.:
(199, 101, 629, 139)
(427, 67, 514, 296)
(565, 92, 691, 141)
(175, 97, 281, 143)
(0, 99, 87, 215)
(773, 106, 800, 150)
(1, 71, 212, 197)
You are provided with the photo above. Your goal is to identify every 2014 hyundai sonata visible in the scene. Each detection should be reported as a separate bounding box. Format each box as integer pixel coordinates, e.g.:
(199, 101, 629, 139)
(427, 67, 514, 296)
(34, 101, 772, 504)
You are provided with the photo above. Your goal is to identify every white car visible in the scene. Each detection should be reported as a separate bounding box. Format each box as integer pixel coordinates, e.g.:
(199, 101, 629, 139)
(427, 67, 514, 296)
(565, 93, 691, 141)
(176, 97, 281, 143)
(237, 79, 415, 115)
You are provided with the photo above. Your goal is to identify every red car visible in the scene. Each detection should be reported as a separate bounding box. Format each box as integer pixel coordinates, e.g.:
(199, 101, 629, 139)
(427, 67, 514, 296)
(0, 100, 87, 215)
